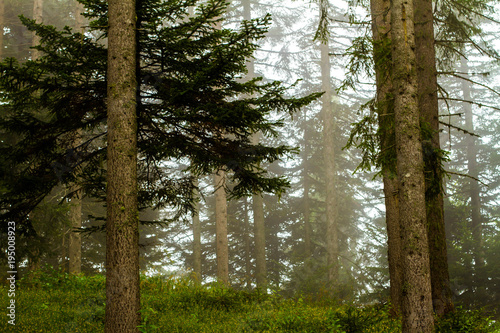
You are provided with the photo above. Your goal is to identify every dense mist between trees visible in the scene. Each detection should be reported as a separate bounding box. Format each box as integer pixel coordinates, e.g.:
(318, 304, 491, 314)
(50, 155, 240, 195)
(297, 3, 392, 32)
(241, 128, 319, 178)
(0, 0, 499, 331)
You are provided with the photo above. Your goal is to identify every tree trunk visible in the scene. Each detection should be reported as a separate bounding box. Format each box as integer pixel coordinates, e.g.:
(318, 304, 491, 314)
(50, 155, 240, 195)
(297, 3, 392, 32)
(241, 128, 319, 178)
(105, 0, 140, 331)
(243, 0, 267, 289)
(192, 180, 202, 283)
(460, 56, 484, 296)
(67, 0, 85, 276)
(414, 0, 454, 317)
(214, 170, 229, 284)
(302, 108, 313, 258)
(303, 158, 312, 258)
(32, 0, 43, 60)
(252, 192, 267, 288)
(320, 37, 338, 287)
(68, 187, 82, 274)
(391, 0, 434, 331)
(0, 0, 4, 59)
(370, 0, 402, 314)
(243, 197, 252, 290)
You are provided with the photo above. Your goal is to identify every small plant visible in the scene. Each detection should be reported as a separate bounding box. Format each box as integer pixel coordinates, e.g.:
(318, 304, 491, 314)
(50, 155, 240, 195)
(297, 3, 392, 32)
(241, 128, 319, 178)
(435, 306, 499, 333)
(137, 307, 160, 333)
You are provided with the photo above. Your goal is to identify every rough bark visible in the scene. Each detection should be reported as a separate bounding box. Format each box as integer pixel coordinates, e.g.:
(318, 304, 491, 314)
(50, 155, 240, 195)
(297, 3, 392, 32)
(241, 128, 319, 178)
(105, 0, 140, 331)
(214, 170, 229, 284)
(391, 0, 434, 331)
(320, 37, 338, 287)
(192, 180, 202, 283)
(370, 0, 402, 314)
(414, 0, 454, 317)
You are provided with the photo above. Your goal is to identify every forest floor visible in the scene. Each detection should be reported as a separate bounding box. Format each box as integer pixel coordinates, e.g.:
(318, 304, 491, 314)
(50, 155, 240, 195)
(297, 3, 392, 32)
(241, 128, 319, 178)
(0, 269, 498, 332)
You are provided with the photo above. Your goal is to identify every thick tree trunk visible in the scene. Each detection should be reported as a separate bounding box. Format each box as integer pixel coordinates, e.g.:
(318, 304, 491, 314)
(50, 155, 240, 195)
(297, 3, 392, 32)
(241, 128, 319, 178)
(320, 37, 338, 287)
(214, 170, 229, 284)
(370, 0, 402, 314)
(460, 57, 484, 295)
(192, 180, 202, 283)
(391, 0, 434, 331)
(105, 0, 140, 331)
(414, 0, 453, 317)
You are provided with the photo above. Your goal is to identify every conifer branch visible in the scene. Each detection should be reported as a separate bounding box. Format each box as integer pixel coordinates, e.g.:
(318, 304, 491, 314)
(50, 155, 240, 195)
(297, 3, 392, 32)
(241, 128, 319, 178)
(439, 120, 480, 137)
(445, 170, 489, 187)
(437, 97, 500, 112)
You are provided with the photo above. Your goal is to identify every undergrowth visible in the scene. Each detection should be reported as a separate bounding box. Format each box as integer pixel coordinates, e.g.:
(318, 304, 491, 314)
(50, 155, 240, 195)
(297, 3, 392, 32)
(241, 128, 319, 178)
(0, 267, 498, 332)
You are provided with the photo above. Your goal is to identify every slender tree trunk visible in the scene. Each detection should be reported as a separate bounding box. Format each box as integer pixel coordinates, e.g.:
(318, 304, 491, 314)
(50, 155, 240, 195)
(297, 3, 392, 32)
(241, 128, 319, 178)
(192, 180, 202, 283)
(214, 170, 229, 284)
(32, 0, 43, 60)
(0, 0, 4, 59)
(414, 0, 454, 317)
(252, 192, 267, 288)
(243, 197, 252, 290)
(68, 0, 85, 276)
(27, 0, 44, 272)
(370, 0, 402, 314)
(242, 0, 267, 289)
(105, 0, 140, 331)
(68, 186, 82, 274)
(391, 0, 434, 331)
(320, 37, 338, 287)
(460, 57, 484, 295)
(302, 108, 313, 258)
(303, 154, 312, 258)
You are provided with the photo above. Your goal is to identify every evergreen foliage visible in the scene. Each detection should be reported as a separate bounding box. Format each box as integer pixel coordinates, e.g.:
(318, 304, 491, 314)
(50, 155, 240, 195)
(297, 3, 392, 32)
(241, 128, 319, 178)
(0, 0, 321, 229)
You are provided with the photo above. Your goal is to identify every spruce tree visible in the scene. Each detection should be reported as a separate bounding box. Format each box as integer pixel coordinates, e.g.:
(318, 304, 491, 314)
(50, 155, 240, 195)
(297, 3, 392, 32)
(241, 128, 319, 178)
(0, 0, 320, 257)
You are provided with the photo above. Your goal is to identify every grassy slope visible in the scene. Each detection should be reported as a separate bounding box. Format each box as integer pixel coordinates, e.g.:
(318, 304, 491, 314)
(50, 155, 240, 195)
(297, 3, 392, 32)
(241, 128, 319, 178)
(0, 270, 497, 332)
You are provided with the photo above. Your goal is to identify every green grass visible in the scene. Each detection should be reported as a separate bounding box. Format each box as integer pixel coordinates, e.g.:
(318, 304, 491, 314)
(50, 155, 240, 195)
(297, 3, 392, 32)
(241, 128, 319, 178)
(0, 269, 497, 332)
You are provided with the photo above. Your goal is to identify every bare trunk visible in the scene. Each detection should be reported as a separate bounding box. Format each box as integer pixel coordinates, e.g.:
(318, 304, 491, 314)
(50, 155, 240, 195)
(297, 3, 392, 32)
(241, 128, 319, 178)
(105, 0, 140, 331)
(68, 188, 82, 274)
(243, 197, 252, 289)
(252, 193, 267, 288)
(414, 0, 453, 316)
(370, 0, 402, 314)
(32, 0, 43, 60)
(68, 0, 85, 276)
(303, 159, 312, 258)
(320, 37, 338, 287)
(460, 57, 484, 294)
(391, 0, 434, 331)
(214, 170, 229, 284)
(0, 0, 4, 59)
(192, 180, 202, 283)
